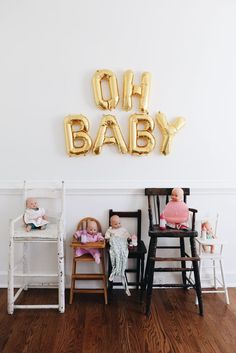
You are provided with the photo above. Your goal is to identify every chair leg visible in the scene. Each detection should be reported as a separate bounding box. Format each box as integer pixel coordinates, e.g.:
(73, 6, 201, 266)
(190, 237, 203, 316)
(140, 255, 145, 303)
(195, 259, 203, 305)
(180, 238, 187, 287)
(69, 258, 76, 305)
(143, 237, 153, 291)
(58, 236, 65, 313)
(23, 243, 29, 290)
(219, 259, 230, 305)
(136, 258, 140, 290)
(108, 252, 113, 292)
(145, 236, 157, 316)
(142, 236, 154, 303)
(8, 237, 14, 315)
(213, 260, 217, 289)
(146, 257, 155, 316)
(101, 249, 108, 305)
(141, 247, 149, 302)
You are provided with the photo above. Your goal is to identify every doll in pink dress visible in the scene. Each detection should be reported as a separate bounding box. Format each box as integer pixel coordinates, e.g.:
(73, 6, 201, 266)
(74, 220, 104, 264)
(163, 187, 189, 229)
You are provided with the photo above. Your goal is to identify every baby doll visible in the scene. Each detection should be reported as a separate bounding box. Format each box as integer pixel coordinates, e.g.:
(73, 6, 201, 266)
(201, 221, 216, 253)
(74, 220, 104, 264)
(105, 215, 131, 296)
(163, 187, 189, 229)
(24, 198, 49, 232)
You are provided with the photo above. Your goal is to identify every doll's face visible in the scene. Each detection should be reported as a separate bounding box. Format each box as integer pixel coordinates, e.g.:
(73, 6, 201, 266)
(111, 215, 121, 229)
(26, 198, 38, 209)
(202, 222, 212, 232)
(171, 188, 183, 202)
(87, 221, 98, 235)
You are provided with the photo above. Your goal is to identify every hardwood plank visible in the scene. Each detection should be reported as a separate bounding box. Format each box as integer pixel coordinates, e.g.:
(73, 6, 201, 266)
(0, 288, 236, 353)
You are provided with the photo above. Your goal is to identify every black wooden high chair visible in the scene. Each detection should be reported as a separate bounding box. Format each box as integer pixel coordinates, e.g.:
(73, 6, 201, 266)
(143, 188, 203, 316)
(108, 209, 146, 292)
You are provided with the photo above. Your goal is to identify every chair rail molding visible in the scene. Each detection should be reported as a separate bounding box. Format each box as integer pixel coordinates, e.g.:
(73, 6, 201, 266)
(0, 180, 236, 195)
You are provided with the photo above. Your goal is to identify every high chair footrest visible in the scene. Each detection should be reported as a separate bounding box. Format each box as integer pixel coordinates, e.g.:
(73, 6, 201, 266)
(155, 267, 193, 272)
(72, 288, 105, 294)
(72, 274, 105, 280)
(154, 256, 199, 261)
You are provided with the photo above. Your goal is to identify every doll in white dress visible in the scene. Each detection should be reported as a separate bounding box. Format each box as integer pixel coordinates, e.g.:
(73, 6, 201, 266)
(105, 215, 131, 296)
(24, 198, 49, 232)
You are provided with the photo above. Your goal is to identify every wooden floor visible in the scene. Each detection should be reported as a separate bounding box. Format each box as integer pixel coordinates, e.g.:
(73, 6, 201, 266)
(0, 288, 236, 353)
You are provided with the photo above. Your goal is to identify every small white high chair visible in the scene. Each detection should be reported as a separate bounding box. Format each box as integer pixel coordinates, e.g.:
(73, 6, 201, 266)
(8, 181, 65, 314)
(196, 215, 229, 305)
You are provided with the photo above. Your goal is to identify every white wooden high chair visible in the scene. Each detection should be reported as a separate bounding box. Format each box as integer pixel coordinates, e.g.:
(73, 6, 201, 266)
(196, 215, 230, 305)
(8, 181, 65, 314)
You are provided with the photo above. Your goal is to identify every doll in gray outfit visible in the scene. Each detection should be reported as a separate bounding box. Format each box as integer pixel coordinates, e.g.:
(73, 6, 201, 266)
(105, 215, 131, 296)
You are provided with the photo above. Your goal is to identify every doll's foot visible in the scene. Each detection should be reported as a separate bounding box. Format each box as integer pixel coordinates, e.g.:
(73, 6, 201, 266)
(26, 225, 32, 232)
(94, 254, 100, 264)
(40, 225, 46, 230)
(178, 224, 189, 231)
(122, 277, 131, 296)
(109, 273, 114, 282)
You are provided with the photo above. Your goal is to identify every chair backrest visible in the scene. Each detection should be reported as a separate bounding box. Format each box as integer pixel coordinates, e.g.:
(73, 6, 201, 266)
(109, 209, 142, 242)
(77, 217, 102, 233)
(23, 180, 65, 218)
(145, 188, 196, 231)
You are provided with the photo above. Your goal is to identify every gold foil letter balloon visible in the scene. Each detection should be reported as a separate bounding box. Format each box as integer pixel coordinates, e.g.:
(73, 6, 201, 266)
(156, 112, 186, 155)
(92, 70, 119, 110)
(129, 114, 155, 155)
(93, 115, 128, 155)
(123, 70, 151, 113)
(64, 115, 92, 156)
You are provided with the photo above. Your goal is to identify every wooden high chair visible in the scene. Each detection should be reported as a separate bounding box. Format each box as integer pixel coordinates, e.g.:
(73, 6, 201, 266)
(143, 188, 203, 316)
(107, 209, 146, 291)
(196, 215, 229, 304)
(69, 217, 108, 305)
(8, 181, 65, 314)
(196, 238, 229, 304)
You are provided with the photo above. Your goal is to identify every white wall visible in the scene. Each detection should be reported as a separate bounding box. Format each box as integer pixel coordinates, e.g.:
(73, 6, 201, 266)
(0, 0, 236, 183)
(0, 0, 236, 287)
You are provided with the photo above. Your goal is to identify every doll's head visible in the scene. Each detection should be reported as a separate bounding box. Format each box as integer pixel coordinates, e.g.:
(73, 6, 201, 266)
(110, 215, 121, 229)
(171, 188, 184, 202)
(201, 221, 212, 233)
(87, 220, 98, 235)
(26, 198, 39, 209)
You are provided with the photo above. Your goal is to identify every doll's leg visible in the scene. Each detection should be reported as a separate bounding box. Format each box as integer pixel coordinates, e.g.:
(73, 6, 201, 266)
(202, 245, 208, 252)
(75, 248, 88, 257)
(26, 224, 32, 232)
(88, 249, 101, 264)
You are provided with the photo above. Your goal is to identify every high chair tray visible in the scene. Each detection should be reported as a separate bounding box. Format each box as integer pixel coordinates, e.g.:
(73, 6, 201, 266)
(70, 240, 106, 249)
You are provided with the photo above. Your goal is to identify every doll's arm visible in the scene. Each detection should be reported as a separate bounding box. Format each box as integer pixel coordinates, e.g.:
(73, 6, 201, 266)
(40, 208, 47, 220)
(105, 228, 112, 240)
(124, 229, 131, 239)
(97, 233, 104, 241)
(74, 230, 82, 240)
